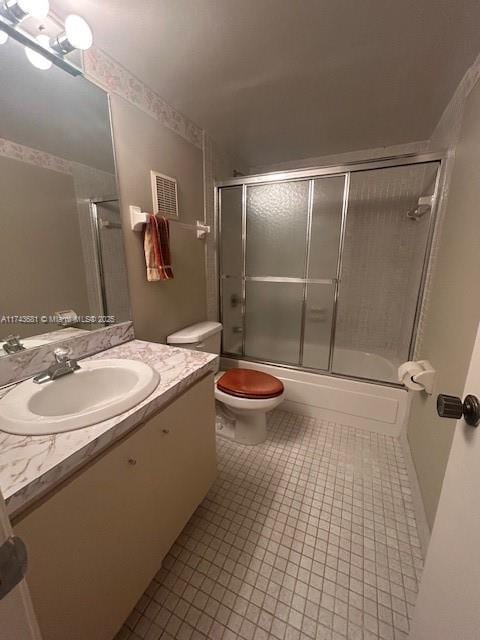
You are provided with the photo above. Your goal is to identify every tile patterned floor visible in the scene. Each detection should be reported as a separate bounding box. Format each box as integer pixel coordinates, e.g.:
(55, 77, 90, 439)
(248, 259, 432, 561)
(116, 410, 422, 640)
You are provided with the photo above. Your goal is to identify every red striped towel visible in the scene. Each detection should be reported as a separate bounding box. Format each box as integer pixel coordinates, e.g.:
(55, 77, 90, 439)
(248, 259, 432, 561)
(144, 214, 174, 281)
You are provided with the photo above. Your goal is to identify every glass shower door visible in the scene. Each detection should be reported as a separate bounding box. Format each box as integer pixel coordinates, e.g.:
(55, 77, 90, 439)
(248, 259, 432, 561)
(219, 186, 243, 355)
(302, 176, 345, 369)
(332, 161, 439, 382)
(245, 280, 305, 364)
(220, 175, 346, 370)
(95, 200, 130, 322)
(219, 158, 440, 384)
(244, 180, 309, 365)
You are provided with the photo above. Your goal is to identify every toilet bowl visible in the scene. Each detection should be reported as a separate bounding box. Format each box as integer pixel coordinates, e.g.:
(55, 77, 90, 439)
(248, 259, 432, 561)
(166, 322, 285, 445)
(214, 368, 284, 445)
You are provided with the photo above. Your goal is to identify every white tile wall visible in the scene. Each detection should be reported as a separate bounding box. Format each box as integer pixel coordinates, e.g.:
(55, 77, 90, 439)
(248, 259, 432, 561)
(117, 409, 422, 640)
(335, 163, 438, 366)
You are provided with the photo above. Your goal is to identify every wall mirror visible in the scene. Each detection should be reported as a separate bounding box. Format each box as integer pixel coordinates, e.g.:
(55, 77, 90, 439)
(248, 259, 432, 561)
(0, 37, 131, 358)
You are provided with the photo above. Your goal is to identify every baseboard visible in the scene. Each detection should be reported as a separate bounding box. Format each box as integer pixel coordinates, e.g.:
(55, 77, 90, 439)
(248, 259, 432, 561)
(400, 431, 431, 557)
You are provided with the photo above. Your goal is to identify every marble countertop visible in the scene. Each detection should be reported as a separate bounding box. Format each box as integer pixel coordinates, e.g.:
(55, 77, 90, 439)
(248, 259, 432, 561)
(0, 321, 134, 388)
(0, 340, 218, 517)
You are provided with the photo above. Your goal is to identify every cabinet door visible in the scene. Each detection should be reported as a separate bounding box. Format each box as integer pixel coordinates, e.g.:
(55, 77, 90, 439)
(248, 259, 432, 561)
(14, 374, 216, 640)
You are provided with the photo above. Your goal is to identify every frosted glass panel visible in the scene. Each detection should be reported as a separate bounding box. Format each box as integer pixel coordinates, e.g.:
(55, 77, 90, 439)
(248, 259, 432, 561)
(308, 177, 345, 278)
(245, 282, 303, 364)
(246, 181, 309, 277)
(302, 283, 335, 370)
(221, 278, 243, 355)
(219, 163, 436, 385)
(333, 161, 439, 382)
(97, 201, 130, 322)
(220, 186, 243, 275)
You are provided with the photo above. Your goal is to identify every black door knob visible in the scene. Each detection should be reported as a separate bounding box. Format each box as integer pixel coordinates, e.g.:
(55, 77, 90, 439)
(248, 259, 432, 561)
(437, 394, 480, 427)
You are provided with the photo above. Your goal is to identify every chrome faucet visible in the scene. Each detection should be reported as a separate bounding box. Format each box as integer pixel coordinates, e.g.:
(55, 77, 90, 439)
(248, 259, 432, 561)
(2, 335, 26, 354)
(33, 347, 80, 384)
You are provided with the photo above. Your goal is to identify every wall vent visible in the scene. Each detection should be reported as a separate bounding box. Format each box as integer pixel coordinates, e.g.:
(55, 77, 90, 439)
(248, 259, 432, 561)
(150, 170, 178, 218)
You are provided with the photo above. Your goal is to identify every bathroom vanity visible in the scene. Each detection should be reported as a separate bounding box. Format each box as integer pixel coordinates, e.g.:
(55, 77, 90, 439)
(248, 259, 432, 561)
(0, 25, 218, 640)
(0, 340, 218, 640)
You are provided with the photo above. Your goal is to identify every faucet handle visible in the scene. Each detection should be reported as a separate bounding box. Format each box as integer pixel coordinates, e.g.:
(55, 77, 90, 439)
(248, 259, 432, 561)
(54, 347, 72, 363)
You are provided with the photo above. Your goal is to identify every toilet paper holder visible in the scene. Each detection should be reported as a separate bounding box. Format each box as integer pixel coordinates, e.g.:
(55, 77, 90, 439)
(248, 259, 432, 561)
(398, 360, 436, 395)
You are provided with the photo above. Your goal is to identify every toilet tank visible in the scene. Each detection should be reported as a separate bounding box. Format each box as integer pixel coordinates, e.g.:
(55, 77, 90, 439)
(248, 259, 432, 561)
(166, 321, 222, 355)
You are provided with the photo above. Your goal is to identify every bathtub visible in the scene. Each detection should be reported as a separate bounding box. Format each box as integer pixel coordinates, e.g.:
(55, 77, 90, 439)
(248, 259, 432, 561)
(331, 347, 398, 383)
(220, 354, 409, 436)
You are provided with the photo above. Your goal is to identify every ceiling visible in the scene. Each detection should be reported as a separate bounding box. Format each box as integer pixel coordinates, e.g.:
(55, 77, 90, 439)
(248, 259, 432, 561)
(53, 0, 480, 169)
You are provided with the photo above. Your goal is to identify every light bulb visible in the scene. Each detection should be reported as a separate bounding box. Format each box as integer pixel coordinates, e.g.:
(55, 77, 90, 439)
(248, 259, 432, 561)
(0, 0, 49, 22)
(25, 33, 52, 70)
(17, 0, 49, 18)
(0, 30, 8, 45)
(64, 14, 92, 50)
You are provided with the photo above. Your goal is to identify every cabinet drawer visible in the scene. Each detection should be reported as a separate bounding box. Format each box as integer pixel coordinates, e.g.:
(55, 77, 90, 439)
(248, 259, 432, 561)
(14, 374, 216, 640)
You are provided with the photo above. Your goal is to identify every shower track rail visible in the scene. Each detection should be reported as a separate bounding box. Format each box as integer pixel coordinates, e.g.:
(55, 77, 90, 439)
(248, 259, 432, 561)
(216, 151, 445, 388)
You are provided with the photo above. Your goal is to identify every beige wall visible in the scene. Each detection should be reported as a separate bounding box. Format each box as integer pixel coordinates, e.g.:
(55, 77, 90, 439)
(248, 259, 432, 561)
(204, 135, 236, 321)
(110, 95, 207, 343)
(0, 156, 90, 338)
(409, 322, 480, 640)
(407, 79, 480, 528)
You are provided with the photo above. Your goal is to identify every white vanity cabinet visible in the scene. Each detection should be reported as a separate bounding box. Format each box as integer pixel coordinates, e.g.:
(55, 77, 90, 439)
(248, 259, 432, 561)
(12, 374, 216, 640)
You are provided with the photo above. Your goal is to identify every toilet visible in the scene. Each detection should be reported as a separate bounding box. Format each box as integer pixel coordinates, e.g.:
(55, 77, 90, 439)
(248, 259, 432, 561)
(166, 321, 285, 445)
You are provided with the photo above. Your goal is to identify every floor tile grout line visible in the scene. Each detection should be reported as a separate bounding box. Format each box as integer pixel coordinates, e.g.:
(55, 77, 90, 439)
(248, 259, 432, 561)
(117, 408, 421, 640)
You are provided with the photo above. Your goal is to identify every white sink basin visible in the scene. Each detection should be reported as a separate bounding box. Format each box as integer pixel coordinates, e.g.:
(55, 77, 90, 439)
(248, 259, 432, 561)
(0, 358, 160, 436)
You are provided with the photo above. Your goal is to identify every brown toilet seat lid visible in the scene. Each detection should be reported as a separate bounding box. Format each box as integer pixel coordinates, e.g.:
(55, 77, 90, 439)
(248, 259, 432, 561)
(217, 368, 284, 399)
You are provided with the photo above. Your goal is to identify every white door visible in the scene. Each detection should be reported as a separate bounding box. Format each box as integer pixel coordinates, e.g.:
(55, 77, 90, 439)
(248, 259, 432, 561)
(410, 320, 480, 639)
(0, 490, 42, 640)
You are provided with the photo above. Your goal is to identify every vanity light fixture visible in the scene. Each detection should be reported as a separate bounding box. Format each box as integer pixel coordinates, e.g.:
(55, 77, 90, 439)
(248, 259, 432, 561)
(0, 2, 93, 75)
(24, 32, 51, 69)
(50, 14, 92, 54)
(0, 0, 49, 23)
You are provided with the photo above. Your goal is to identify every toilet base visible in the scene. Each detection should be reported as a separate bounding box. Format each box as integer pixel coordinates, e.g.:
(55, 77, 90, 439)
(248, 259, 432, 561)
(215, 401, 268, 445)
(215, 403, 235, 441)
(233, 409, 267, 445)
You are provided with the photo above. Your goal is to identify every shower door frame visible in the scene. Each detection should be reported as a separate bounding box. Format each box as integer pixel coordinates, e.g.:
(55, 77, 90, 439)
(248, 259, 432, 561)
(216, 151, 445, 387)
(88, 196, 120, 321)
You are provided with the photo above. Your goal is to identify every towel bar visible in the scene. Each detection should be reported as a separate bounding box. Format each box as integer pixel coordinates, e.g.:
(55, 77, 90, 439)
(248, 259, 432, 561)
(129, 205, 210, 239)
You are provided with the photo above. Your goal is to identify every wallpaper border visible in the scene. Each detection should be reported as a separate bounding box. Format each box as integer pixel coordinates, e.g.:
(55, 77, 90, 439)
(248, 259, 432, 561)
(83, 48, 203, 150)
(0, 137, 73, 175)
